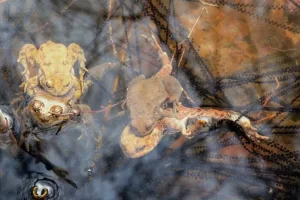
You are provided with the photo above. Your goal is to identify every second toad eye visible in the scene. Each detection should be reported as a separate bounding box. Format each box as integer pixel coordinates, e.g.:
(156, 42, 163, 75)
(50, 106, 63, 114)
(63, 82, 70, 88)
(46, 80, 53, 88)
(32, 100, 44, 111)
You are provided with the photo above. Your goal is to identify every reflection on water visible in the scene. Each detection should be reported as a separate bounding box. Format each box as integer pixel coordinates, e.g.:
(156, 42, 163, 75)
(20, 173, 60, 200)
(0, 0, 300, 199)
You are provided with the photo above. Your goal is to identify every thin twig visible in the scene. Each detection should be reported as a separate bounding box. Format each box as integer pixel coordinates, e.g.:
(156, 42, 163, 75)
(52, 100, 124, 117)
(255, 114, 277, 124)
(31, 0, 77, 33)
(262, 77, 280, 107)
(200, 0, 219, 7)
(178, 8, 206, 67)
(183, 90, 195, 104)
(170, 53, 175, 64)
(256, 77, 281, 120)
(268, 46, 296, 53)
(108, 0, 118, 57)
(178, 49, 185, 67)
(81, 100, 124, 114)
(187, 15, 201, 38)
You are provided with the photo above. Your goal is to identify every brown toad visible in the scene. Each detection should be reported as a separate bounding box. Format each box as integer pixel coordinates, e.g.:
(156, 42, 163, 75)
(126, 35, 183, 136)
(121, 104, 270, 158)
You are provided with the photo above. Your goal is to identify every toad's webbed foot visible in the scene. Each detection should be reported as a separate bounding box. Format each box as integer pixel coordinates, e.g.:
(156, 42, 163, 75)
(225, 111, 269, 141)
(238, 122, 268, 142)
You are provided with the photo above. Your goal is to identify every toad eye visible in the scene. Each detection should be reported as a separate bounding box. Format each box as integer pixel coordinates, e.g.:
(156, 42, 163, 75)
(64, 82, 70, 88)
(45, 80, 53, 88)
(32, 100, 44, 111)
(50, 105, 63, 114)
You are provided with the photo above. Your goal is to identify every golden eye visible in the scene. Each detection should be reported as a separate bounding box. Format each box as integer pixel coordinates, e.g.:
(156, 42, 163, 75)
(64, 82, 70, 88)
(32, 100, 44, 111)
(50, 105, 63, 114)
(46, 80, 53, 88)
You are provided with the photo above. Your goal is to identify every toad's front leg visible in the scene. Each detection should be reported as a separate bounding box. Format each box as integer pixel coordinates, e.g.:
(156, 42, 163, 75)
(73, 77, 92, 102)
(228, 113, 269, 141)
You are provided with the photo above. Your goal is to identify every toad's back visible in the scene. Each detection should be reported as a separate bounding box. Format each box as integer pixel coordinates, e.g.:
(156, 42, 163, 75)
(126, 75, 168, 121)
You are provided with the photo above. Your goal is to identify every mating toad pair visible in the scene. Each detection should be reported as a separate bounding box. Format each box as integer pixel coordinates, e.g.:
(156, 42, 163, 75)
(12, 37, 268, 159)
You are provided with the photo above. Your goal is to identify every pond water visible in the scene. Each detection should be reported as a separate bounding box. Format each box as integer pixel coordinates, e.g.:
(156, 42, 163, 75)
(0, 0, 300, 199)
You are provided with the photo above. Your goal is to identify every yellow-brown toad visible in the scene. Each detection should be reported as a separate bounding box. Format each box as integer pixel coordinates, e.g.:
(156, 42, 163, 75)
(17, 41, 92, 105)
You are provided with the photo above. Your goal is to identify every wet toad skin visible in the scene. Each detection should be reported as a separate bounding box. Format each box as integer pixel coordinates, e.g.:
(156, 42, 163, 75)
(127, 74, 183, 136)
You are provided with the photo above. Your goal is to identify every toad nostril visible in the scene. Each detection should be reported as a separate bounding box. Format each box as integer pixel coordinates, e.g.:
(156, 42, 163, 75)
(33, 100, 44, 111)
(50, 106, 63, 114)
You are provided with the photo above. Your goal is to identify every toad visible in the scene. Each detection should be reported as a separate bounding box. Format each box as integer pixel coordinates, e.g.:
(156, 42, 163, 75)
(126, 35, 183, 136)
(17, 41, 92, 106)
